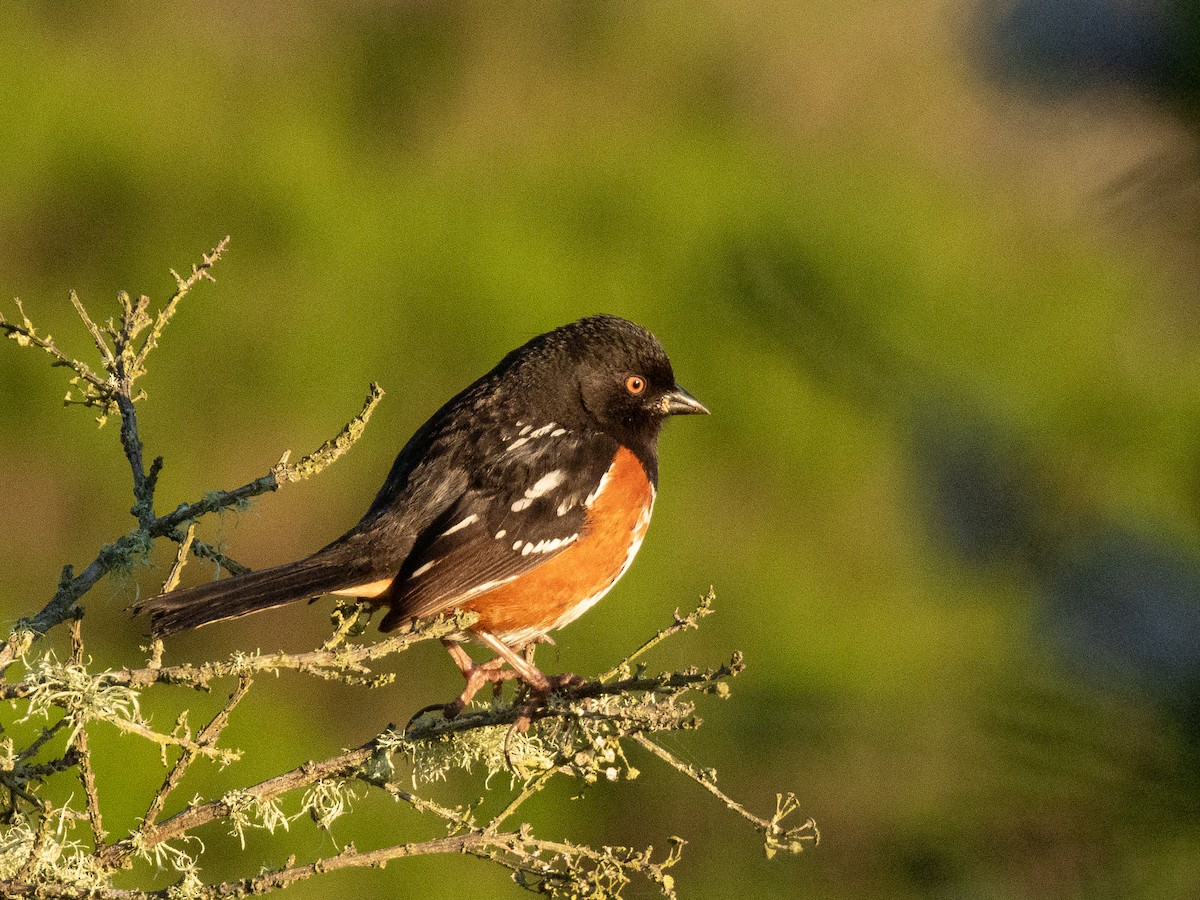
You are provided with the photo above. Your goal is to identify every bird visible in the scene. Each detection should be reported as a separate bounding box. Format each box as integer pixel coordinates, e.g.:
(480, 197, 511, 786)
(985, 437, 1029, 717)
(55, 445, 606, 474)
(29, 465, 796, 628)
(134, 315, 708, 716)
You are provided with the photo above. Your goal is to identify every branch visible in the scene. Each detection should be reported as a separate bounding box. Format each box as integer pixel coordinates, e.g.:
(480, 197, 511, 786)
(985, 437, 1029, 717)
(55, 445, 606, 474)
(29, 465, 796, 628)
(203, 831, 527, 896)
(152, 381, 385, 538)
(96, 652, 740, 870)
(140, 678, 252, 831)
(0, 382, 382, 676)
(71, 619, 106, 844)
(600, 588, 716, 682)
(631, 735, 818, 858)
(0, 298, 112, 399)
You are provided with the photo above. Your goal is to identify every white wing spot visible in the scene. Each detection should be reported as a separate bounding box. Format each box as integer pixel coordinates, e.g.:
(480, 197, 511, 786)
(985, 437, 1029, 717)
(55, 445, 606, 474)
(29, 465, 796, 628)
(511, 469, 565, 511)
(557, 497, 577, 517)
(496, 529, 507, 539)
(505, 422, 559, 454)
(513, 540, 523, 551)
(516, 534, 579, 556)
(410, 560, 437, 579)
(529, 469, 564, 497)
(440, 513, 478, 537)
(551, 428, 567, 437)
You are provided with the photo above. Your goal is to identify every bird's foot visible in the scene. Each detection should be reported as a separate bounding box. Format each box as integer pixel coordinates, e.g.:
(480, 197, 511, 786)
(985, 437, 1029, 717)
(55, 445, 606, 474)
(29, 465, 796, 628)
(509, 671, 586, 733)
(444, 657, 522, 719)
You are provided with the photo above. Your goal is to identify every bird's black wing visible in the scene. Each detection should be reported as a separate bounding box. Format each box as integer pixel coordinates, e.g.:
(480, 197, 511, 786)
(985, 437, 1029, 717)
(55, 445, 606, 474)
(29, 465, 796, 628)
(381, 422, 619, 626)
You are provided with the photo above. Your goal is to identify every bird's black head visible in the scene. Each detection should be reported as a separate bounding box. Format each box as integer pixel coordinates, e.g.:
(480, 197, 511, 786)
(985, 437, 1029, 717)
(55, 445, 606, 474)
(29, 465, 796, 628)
(513, 315, 708, 459)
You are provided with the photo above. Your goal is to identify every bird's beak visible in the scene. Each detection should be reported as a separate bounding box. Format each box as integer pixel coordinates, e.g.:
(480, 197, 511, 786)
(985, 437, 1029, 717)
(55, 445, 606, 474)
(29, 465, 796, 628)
(661, 384, 709, 416)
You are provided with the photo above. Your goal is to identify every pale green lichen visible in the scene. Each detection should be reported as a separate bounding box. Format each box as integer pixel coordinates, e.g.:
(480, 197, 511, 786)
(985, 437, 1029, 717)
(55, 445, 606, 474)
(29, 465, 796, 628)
(509, 836, 685, 900)
(0, 809, 112, 891)
(223, 790, 294, 849)
(165, 868, 207, 900)
(19, 652, 143, 744)
(300, 779, 361, 831)
(129, 828, 204, 875)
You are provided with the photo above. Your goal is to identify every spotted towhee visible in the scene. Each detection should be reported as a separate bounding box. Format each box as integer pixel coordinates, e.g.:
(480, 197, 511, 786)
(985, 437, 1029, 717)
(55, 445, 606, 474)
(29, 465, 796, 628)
(136, 315, 707, 712)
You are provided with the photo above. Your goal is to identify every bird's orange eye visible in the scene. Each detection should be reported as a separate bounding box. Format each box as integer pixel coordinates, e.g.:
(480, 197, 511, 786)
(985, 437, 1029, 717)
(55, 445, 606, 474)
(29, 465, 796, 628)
(626, 375, 646, 395)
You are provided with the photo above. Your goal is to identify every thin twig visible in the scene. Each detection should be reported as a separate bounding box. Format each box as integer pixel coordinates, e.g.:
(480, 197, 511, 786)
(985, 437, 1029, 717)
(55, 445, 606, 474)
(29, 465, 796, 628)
(69, 290, 115, 369)
(173, 531, 249, 577)
(118, 391, 152, 526)
(631, 733, 759, 826)
(148, 524, 195, 668)
(13, 808, 54, 881)
(70, 618, 106, 843)
(204, 831, 525, 895)
(141, 678, 252, 831)
(0, 884, 145, 900)
(0, 298, 110, 393)
(103, 717, 236, 763)
(486, 768, 556, 833)
(631, 734, 818, 856)
(601, 589, 715, 682)
(14, 718, 69, 764)
(162, 523, 195, 596)
(75, 726, 105, 844)
(0, 376, 380, 673)
(97, 734, 374, 869)
(132, 237, 228, 374)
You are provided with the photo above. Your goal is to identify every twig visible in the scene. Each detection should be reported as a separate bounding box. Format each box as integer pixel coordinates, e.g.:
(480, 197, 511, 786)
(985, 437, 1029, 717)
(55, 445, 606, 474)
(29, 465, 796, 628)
(105, 717, 237, 763)
(162, 523, 195, 596)
(601, 589, 715, 682)
(0, 298, 110, 395)
(98, 733, 374, 869)
(322, 599, 370, 651)
(97, 657, 740, 870)
(151, 381, 384, 541)
(271, 383, 385, 484)
(0, 883, 146, 900)
(0, 383, 381, 675)
(1, 754, 81, 785)
(70, 618, 106, 843)
(631, 735, 818, 857)
(372, 781, 475, 830)
(172, 530, 249, 577)
(486, 768, 556, 833)
(69, 290, 116, 369)
(141, 678, 252, 832)
(75, 726, 105, 844)
(14, 718, 69, 764)
(208, 831, 523, 895)
(133, 238, 228, 374)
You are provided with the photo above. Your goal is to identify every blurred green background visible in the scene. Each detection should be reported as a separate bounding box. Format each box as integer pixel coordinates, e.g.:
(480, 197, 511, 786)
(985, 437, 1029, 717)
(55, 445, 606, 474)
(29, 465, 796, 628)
(5, 1, 1200, 897)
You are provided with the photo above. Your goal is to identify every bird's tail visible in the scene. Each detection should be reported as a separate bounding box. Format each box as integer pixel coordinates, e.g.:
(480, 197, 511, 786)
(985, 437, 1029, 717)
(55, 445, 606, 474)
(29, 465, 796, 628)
(133, 546, 379, 638)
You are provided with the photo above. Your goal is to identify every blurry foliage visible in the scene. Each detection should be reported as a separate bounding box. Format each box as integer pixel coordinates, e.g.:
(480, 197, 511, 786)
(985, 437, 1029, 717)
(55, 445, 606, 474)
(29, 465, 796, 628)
(3, 1, 1200, 898)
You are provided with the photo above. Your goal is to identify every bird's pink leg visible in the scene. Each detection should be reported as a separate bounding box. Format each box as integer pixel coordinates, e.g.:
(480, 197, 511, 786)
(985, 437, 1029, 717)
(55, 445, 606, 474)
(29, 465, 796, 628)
(441, 638, 526, 718)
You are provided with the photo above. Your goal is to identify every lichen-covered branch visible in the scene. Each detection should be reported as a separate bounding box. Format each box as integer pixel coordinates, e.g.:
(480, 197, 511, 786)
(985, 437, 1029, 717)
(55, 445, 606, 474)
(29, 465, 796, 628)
(0, 245, 380, 674)
(0, 243, 813, 899)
